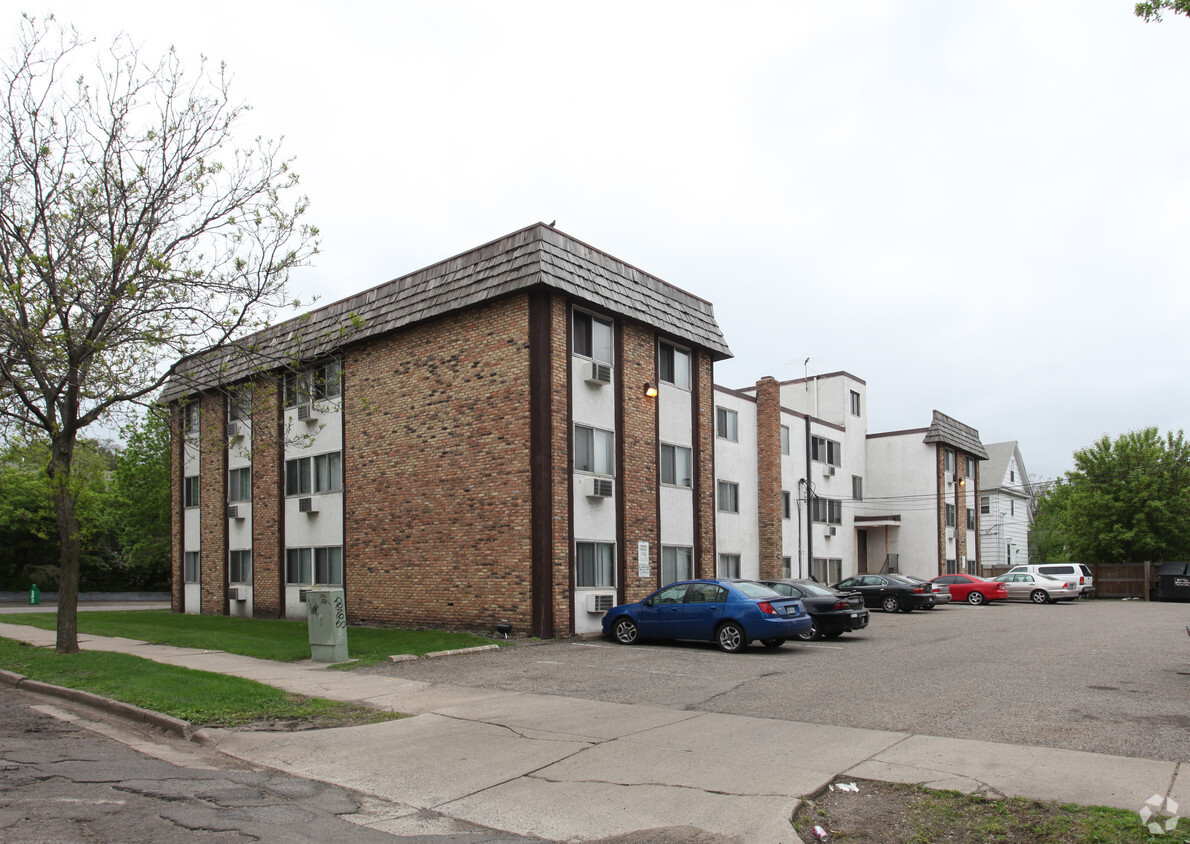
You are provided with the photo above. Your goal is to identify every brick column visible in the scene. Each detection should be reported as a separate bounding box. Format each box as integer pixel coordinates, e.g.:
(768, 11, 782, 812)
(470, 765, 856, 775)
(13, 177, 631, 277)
(693, 353, 716, 578)
(170, 404, 184, 613)
(251, 377, 283, 618)
(755, 377, 783, 579)
(619, 322, 659, 605)
(199, 392, 227, 615)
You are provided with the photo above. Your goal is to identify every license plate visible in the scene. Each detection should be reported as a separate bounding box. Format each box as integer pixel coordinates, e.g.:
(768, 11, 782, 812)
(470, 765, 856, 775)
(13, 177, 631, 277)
(850, 613, 859, 619)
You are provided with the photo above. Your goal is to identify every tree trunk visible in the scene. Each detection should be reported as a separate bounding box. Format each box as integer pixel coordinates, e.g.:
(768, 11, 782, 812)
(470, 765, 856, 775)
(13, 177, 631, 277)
(49, 437, 81, 654)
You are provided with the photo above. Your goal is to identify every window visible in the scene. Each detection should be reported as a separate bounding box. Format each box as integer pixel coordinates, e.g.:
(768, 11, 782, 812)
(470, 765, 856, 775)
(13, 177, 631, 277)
(228, 467, 251, 502)
(286, 452, 342, 496)
(967, 508, 976, 527)
(850, 390, 861, 416)
(661, 546, 693, 585)
(658, 342, 690, 389)
(314, 547, 343, 585)
(660, 444, 692, 487)
(284, 359, 342, 407)
(946, 559, 958, 574)
(811, 497, 842, 524)
(575, 541, 615, 588)
(717, 480, 739, 513)
(228, 389, 251, 422)
(573, 310, 613, 364)
(810, 558, 842, 584)
(183, 401, 199, 434)
(811, 436, 841, 466)
(946, 504, 956, 527)
(780, 425, 790, 456)
(229, 550, 252, 584)
(783, 491, 792, 519)
(575, 426, 615, 475)
(1006, 545, 1012, 566)
(852, 475, 863, 502)
(716, 407, 738, 442)
(980, 495, 990, 515)
(183, 476, 200, 508)
(717, 554, 741, 578)
(286, 548, 311, 584)
(782, 556, 792, 578)
(1010, 469, 1015, 483)
(966, 456, 976, 477)
(184, 551, 200, 583)
(1010, 500, 1015, 517)
(945, 448, 956, 473)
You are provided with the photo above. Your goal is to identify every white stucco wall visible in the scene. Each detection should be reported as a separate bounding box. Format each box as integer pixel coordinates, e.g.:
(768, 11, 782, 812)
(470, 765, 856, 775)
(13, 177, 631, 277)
(713, 391, 759, 578)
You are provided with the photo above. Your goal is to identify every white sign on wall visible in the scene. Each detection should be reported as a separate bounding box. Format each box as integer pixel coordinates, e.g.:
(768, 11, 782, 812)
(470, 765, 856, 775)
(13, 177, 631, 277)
(637, 541, 650, 578)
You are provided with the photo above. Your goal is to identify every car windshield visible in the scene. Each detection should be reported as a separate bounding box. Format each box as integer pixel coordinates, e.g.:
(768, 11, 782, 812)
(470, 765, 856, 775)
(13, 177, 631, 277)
(733, 581, 782, 598)
(793, 582, 836, 597)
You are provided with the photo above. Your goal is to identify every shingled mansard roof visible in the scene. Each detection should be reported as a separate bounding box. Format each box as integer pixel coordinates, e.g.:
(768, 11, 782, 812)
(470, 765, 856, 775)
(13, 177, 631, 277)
(162, 223, 733, 402)
(923, 410, 989, 460)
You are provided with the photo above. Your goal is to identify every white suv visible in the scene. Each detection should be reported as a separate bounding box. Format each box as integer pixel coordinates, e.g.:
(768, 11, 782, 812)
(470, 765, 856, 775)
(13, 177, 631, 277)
(1005, 564, 1094, 598)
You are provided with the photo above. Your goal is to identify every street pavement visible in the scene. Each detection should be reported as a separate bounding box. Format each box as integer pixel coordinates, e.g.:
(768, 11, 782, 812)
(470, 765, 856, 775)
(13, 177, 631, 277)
(0, 614, 1186, 844)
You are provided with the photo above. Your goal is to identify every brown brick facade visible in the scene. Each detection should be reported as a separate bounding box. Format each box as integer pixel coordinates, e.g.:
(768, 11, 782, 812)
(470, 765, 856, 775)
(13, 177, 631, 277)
(170, 405, 184, 613)
(618, 322, 660, 605)
(198, 392, 227, 615)
(693, 352, 716, 578)
(754, 377, 783, 579)
(250, 377, 283, 618)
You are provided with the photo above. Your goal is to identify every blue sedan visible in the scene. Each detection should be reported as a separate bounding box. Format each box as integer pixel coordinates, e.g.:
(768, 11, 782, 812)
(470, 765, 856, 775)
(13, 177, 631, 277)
(601, 579, 811, 652)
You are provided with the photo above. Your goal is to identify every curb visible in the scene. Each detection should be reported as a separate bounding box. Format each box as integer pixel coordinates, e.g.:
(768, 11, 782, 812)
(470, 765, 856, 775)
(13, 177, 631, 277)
(388, 644, 501, 662)
(1, 668, 194, 739)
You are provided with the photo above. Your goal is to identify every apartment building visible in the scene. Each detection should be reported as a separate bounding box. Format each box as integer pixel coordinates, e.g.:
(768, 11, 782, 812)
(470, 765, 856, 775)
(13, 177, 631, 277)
(166, 224, 731, 637)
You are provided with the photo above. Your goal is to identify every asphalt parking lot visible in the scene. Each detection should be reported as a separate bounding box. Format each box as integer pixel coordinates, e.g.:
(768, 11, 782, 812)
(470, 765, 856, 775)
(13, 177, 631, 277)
(366, 599, 1190, 762)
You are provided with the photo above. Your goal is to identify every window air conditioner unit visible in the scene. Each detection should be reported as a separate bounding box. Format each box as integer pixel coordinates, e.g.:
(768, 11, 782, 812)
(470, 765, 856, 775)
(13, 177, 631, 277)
(228, 586, 247, 601)
(298, 496, 318, 513)
(946, 527, 955, 539)
(227, 422, 242, 439)
(585, 593, 615, 613)
(587, 477, 614, 499)
(826, 525, 837, 537)
(586, 362, 612, 386)
(226, 505, 242, 520)
(297, 404, 317, 422)
(823, 465, 836, 477)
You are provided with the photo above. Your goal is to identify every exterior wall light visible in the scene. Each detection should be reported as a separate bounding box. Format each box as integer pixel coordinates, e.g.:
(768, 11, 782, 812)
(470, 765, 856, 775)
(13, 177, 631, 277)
(644, 382, 658, 398)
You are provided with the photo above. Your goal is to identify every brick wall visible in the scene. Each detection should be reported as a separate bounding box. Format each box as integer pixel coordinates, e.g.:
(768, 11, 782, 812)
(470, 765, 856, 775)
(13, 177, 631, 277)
(250, 377, 283, 618)
(343, 294, 534, 630)
(694, 352, 716, 577)
(198, 392, 227, 615)
(618, 321, 660, 606)
(546, 296, 571, 636)
(755, 376, 783, 579)
(170, 404, 184, 613)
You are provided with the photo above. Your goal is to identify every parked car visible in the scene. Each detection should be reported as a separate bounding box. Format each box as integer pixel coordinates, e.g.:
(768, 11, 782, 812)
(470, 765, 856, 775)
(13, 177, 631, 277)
(831, 574, 935, 613)
(902, 575, 951, 608)
(931, 573, 1008, 605)
(601, 579, 811, 652)
(756, 579, 870, 640)
(991, 572, 1079, 603)
(1005, 564, 1094, 598)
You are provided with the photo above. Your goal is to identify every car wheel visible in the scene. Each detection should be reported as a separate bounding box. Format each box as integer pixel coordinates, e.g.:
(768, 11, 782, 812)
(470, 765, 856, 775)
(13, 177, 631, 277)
(822, 629, 844, 639)
(716, 622, 746, 653)
(761, 638, 785, 649)
(795, 618, 821, 641)
(1030, 590, 1049, 604)
(881, 596, 901, 613)
(612, 617, 640, 644)
(922, 601, 936, 610)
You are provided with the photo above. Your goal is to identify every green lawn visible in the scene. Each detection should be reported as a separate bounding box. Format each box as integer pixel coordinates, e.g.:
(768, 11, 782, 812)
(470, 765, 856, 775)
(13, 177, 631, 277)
(0, 609, 503, 666)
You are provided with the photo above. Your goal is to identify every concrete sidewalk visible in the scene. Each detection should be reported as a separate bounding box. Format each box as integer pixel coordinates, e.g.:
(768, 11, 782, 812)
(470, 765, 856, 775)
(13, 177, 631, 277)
(0, 621, 1184, 844)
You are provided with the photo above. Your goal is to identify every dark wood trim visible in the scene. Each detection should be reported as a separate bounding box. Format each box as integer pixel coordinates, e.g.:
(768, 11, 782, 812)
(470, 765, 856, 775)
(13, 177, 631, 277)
(529, 290, 555, 638)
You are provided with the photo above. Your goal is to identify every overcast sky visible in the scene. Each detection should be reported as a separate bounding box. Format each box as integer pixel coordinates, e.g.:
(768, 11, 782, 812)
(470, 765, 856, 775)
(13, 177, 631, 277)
(27, 1, 1190, 481)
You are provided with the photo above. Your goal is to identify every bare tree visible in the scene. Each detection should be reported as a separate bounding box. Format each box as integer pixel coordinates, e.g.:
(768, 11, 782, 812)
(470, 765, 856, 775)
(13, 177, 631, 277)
(0, 15, 318, 651)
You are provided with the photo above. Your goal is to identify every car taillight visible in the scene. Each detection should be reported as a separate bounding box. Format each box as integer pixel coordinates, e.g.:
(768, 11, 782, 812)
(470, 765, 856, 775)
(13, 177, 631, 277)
(833, 600, 851, 610)
(758, 601, 777, 615)
(914, 586, 926, 593)
(1079, 576, 1085, 584)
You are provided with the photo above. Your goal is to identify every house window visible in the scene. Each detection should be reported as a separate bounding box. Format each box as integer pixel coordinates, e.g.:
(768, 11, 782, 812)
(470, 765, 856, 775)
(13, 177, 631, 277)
(228, 467, 252, 502)
(658, 342, 690, 389)
(184, 551, 200, 583)
(286, 548, 312, 584)
(967, 508, 976, 527)
(811, 436, 841, 466)
(183, 401, 199, 434)
(852, 475, 863, 502)
(717, 481, 739, 513)
(1006, 545, 1012, 566)
(946, 559, 958, 574)
(183, 476, 200, 508)
(812, 497, 842, 524)
(661, 546, 693, 585)
(782, 556, 792, 578)
(780, 425, 790, 456)
(946, 504, 956, 528)
(573, 310, 613, 364)
(783, 491, 792, 519)
(284, 359, 342, 407)
(945, 448, 956, 473)
(850, 390, 861, 416)
(575, 541, 615, 588)
(966, 456, 976, 477)
(980, 495, 990, 515)
(810, 557, 842, 584)
(228, 390, 251, 422)
(286, 452, 343, 496)
(575, 426, 615, 475)
(717, 554, 741, 578)
(660, 444, 692, 487)
(229, 550, 252, 584)
(314, 547, 344, 585)
(716, 407, 738, 442)
(1010, 469, 1015, 483)
(1010, 500, 1015, 517)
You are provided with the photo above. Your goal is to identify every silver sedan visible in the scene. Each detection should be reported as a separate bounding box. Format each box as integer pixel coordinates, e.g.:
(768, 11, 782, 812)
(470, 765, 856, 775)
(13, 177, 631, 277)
(991, 573, 1079, 604)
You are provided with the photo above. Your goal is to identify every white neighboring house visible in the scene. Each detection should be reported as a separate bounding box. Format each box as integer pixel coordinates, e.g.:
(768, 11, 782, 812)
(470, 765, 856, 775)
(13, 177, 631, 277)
(978, 441, 1033, 571)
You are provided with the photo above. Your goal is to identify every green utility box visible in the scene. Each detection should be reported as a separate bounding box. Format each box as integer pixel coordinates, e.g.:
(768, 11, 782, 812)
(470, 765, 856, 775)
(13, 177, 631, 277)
(305, 587, 348, 662)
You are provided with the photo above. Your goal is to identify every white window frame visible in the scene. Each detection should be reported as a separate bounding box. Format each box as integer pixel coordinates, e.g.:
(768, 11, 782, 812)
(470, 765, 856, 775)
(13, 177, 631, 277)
(811, 435, 841, 466)
(717, 480, 739, 513)
(228, 467, 252, 503)
(660, 443, 692, 487)
(658, 342, 691, 389)
(810, 557, 843, 584)
(850, 390, 861, 416)
(184, 551, 200, 583)
(716, 407, 738, 442)
(661, 545, 693, 585)
(575, 541, 616, 589)
(782, 491, 792, 519)
(780, 425, 790, 455)
(183, 476, 200, 508)
(812, 496, 842, 524)
(717, 554, 741, 578)
(229, 549, 252, 584)
(852, 475, 863, 502)
(573, 310, 613, 364)
(286, 452, 342, 496)
(575, 425, 615, 476)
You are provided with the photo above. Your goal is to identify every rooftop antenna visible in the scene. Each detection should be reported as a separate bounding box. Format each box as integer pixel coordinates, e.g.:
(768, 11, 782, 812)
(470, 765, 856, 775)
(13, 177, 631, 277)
(783, 357, 825, 389)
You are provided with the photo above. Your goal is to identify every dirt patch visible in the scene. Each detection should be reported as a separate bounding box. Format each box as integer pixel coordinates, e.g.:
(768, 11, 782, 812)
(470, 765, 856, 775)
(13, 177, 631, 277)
(792, 778, 1182, 844)
(218, 704, 402, 732)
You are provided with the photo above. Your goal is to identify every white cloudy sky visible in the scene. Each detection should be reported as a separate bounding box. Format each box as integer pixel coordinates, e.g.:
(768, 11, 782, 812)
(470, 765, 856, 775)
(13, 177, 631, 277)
(26, 1, 1190, 481)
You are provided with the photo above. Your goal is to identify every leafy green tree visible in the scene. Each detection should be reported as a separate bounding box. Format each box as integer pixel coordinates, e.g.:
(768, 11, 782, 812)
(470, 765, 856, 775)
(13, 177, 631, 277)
(1135, 1, 1190, 22)
(1028, 480, 1072, 564)
(0, 16, 316, 651)
(108, 411, 171, 590)
(1055, 428, 1190, 564)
